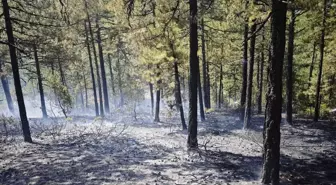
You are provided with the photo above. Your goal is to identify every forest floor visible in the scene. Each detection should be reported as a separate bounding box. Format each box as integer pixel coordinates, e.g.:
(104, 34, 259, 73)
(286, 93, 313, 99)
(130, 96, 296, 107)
(1, 109, 336, 185)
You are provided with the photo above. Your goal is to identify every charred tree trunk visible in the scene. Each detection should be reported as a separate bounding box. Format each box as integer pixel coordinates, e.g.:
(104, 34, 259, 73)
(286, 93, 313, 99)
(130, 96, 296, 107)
(243, 22, 257, 129)
(51, 61, 55, 75)
(174, 59, 187, 129)
(197, 57, 205, 121)
(314, 0, 327, 122)
(154, 65, 161, 122)
(261, 0, 287, 184)
(96, 16, 109, 114)
(85, 1, 104, 116)
(218, 63, 223, 109)
(286, 9, 296, 125)
(187, 0, 198, 149)
(2, 0, 32, 142)
(149, 82, 154, 115)
(206, 62, 211, 108)
(257, 29, 265, 114)
(240, 0, 249, 120)
(0, 61, 14, 113)
(84, 21, 99, 116)
(33, 44, 47, 118)
(201, 18, 209, 109)
(58, 57, 66, 86)
(108, 54, 115, 95)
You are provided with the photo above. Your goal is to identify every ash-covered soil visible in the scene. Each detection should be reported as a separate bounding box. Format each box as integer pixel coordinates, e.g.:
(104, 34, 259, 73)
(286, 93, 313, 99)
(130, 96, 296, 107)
(1, 110, 335, 185)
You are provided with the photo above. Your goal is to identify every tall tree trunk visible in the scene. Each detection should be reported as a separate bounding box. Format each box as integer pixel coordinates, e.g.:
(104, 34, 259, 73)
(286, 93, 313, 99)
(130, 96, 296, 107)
(243, 22, 257, 129)
(51, 61, 55, 75)
(2, 0, 32, 142)
(197, 57, 205, 121)
(85, 0, 104, 116)
(286, 9, 296, 125)
(96, 16, 109, 114)
(174, 59, 187, 129)
(33, 44, 47, 118)
(149, 82, 154, 115)
(108, 54, 115, 95)
(80, 90, 84, 109)
(308, 42, 317, 89)
(257, 29, 265, 114)
(262, 0, 287, 184)
(314, 0, 327, 122)
(201, 18, 210, 109)
(84, 21, 99, 116)
(218, 63, 223, 109)
(154, 65, 161, 122)
(0, 61, 14, 113)
(82, 65, 88, 109)
(240, 0, 249, 120)
(58, 57, 66, 86)
(206, 61, 211, 108)
(187, 0, 198, 148)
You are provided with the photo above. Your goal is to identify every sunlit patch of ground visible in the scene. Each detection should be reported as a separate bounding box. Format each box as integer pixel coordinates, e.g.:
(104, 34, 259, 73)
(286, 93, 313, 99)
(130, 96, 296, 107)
(0, 110, 335, 184)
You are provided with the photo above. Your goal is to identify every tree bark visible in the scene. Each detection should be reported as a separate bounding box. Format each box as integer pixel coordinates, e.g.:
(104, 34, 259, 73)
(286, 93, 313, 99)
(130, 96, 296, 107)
(243, 22, 257, 129)
(96, 16, 110, 114)
(314, 0, 327, 122)
(149, 82, 154, 115)
(84, 21, 99, 116)
(286, 9, 296, 125)
(261, 0, 287, 184)
(154, 65, 161, 122)
(2, 0, 32, 142)
(240, 0, 249, 120)
(218, 63, 223, 109)
(197, 57, 205, 121)
(206, 61, 211, 108)
(201, 18, 210, 109)
(187, 0, 198, 149)
(33, 44, 47, 118)
(257, 29, 265, 114)
(58, 56, 66, 86)
(174, 59, 187, 129)
(0, 61, 14, 113)
(85, 0, 104, 116)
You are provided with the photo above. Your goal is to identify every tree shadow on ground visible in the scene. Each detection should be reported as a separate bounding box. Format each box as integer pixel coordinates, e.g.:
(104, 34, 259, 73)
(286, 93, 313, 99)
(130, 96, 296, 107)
(0, 135, 172, 185)
(281, 152, 336, 184)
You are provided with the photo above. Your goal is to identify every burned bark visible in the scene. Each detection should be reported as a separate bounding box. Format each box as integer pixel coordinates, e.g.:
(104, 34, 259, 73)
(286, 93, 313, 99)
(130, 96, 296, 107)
(286, 8, 296, 125)
(197, 57, 205, 122)
(314, 0, 328, 122)
(96, 16, 110, 114)
(154, 65, 161, 122)
(261, 0, 287, 184)
(174, 59, 187, 129)
(33, 44, 47, 118)
(2, 0, 32, 142)
(240, 0, 249, 120)
(243, 22, 257, 129)
(187, 0, 198, 149)
(84, 21, 99, 116)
